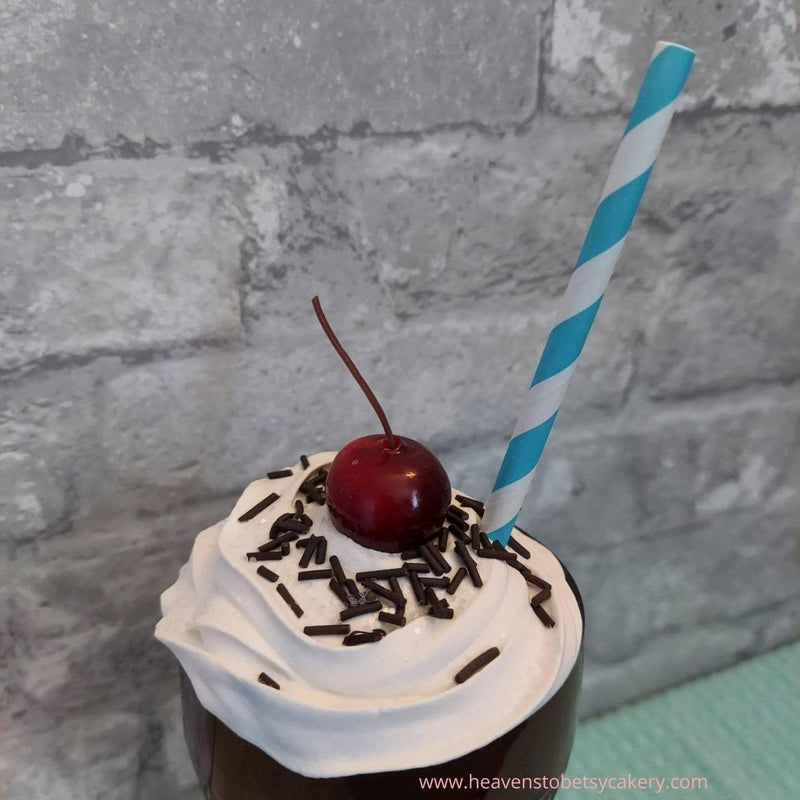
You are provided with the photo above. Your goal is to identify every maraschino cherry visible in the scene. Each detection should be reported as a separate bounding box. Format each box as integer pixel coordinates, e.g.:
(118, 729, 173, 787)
(312, 296, 451, 553)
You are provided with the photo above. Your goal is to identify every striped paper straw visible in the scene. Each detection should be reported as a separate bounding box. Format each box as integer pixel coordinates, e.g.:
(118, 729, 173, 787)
(484, 41, 695, 545)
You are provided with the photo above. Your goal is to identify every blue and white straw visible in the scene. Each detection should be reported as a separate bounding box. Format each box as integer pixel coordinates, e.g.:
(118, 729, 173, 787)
(484, 42, 695, 545)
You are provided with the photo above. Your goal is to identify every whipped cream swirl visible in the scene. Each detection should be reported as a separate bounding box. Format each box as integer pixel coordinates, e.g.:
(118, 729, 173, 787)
(156, 453, 582, 777)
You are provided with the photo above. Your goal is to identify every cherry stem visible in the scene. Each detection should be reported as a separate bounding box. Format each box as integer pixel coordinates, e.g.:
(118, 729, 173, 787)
(312, 296, 398, 450)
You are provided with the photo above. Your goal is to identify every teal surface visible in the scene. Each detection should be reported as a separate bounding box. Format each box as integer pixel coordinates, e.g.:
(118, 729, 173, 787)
(563, 642, 800, 799)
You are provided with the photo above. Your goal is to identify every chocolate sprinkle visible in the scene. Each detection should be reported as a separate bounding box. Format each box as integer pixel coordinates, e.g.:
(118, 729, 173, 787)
(445, 511, 469, 532)
(388, 576, 404, 603)
(378, 611, 406, 627)
(329, 555, 347, 585)
(402, 562, 431, 573)
(447, 504, 469, 520)
(408, 570, 427, 604)
(531, 588, 551, 606)
(437, 528, 449, 552)
(296, 536, 313, 549)
(470, 524, 481, 551)
(272, 518, 309, 534)
(455, 647, 500, 683)
(298, 569, 333, 581)
(454, 494, 485, 516)
(238, 492, 280, 522)
(507, 536, 531, 559)
(343, 629, 386, 646)
(257, 531, 299, 552)
(256, 565, 279, 583)
(532, 602, 555, 628)
(448, 524, 471, 543)
(268, 513, 294, 539)
(425, 586, 453, 618)
(420, 576, 450, 588)
(340, 601, 382, 621)
(429, 543, 452, 573)
(299, 468, 328, 493)
(306, 487, 326, 505)
(276, 583, 304, 618)
(328, 579, 351, 607)
(419, 544, 444, 576)
(298, 536, 318, 568)
(400, 549, 419, 560)
(360, 579, 404, 605)
(280, 543, 290, 556)
(345, 578, 360, 598)
(355, 568, 406, 581)
(267, 469, 293, 479)
(479, 531, 492, 550)
(300, 454, 310, 469)
(304, 624, 350, 636)
(247, 551, 283, 561)
(314, 537, 327, 564)
(446, 567, 467, 595)
(476, 548, 517, 562)
(423, 585, 441, 605)
(419, 543, 451, 575)
(454, 540, 483, 588)
(517, 567, 551, 591)
(257, 671, 280, 690)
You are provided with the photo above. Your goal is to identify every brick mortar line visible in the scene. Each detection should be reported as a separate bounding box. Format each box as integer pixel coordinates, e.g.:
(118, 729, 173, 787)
(535, 0, 556, 115)
(569, 506, 799, 559)
(566, 393, 800, 443)
(0, 334, 242, 384)
(5, 488, 242, 555)
(3, 330, 797, 435)
(438, 378, 800, 456)
(1, 105, 798, 170)
(603, 379, 800, 436)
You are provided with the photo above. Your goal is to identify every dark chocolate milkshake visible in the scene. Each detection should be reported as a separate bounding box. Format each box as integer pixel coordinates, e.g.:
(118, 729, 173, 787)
(156, 454, 583, 799)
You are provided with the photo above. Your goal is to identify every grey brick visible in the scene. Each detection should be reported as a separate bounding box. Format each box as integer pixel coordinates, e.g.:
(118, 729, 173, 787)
(2, 497, 231, 724)
(0, 158, 255, 372)
(96, 350, 340, 500)
(573, 509, 799, 668)
(0, 369, 97, 543)
(0, 451, 68, 543)
(640, 116, 800, 397)
(0, 0, 547, 149)
(446, 396, 800, 553)
(333, 124, 612, 319)
(547, 0, 800, 114)
(581, 623, 759, 716)
(1, 711, 144, 800)
(643, 268, 800, 399)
